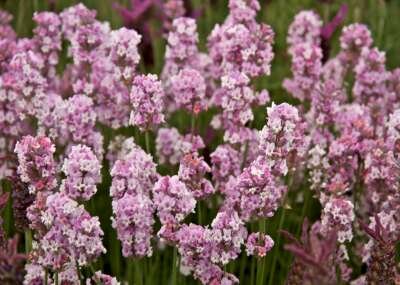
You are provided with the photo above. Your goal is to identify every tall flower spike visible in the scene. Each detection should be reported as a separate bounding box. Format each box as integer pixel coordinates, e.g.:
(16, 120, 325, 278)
(153, 175, 196, 240)
(283, 43, 323, 102)
(287, 10, 322, 51)
(178, 152, 215, 200)
(234, 156, 287, 221)
(110, 146, 158, 199)
(33, 193, 105, 270)
(130, 74, 165, 130)
(259, 103, 309, 176)
(109, 27, 142, 84)
(111, 192, 154, 258)
(171, 67, 206, 114)
(14, 135, 57, 194)
(206, 210, 247, 265)
(339, 23, 373, 68)
(320, 197, 355, 243)
(245, 232, 274, 258)
(60, 145, 101, 201)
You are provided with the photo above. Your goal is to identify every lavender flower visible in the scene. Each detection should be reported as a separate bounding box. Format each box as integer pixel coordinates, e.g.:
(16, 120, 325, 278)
(60, 145, 101, 201)
(171, 67, 206, 113)
(109, 27, 142, 84)
(130, 74, 165, 130)
(32, 192, 105, 270)
(245, 232, 274, 258)
(178, 153, 215, 200)
(259, 103, 309, 176)
(321, 197, 355, 243)
(287, 11, 322, 50)
(153, 175, 196, 238)
(14, 136, 57, 194)
(111, 193, 154, 258)
(156, 127, 205, 165)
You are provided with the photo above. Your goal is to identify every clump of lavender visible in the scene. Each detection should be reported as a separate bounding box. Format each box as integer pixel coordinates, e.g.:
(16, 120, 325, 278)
(31, 192, 106, 270)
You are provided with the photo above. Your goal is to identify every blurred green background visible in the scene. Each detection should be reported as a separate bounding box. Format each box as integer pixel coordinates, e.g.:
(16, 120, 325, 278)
(1, 0, 399, 284)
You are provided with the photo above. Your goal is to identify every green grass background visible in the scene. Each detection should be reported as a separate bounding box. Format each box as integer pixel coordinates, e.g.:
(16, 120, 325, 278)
(1, 0, 399, 284)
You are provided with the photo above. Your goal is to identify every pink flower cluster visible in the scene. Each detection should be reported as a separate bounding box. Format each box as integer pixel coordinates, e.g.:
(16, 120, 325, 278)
(60, 144, 101, 201)
(110, 142, 157, 257)
(5, 1, 400, 284)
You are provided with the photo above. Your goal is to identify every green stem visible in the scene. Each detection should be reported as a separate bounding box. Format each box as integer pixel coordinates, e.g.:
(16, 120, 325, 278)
(256, 219, 267, 285)
(24, 229, 32, 254)
(145, 131, 151, 154)
(171, 247, 178, 285)
(190, 114, 196, 142)
(134, 259, 143, 285)
(44, 268, 48, 285)
(54, 272, 59, 285)
(268, 207, 287, 285)
(197, 202, 203, 225)
(240, 141, 249, 170)
(75, 261, 82, 285)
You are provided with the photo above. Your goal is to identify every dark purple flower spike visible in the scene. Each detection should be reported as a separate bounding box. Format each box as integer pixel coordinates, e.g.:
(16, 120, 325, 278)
(321, 4, 348, 62)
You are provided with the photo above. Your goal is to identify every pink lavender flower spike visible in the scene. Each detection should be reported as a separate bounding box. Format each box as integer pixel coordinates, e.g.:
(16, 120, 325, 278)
(283, 43, 323, 102)
(130, 74, 165, 130)
(60, 95, 97, 142)
(210, 144, 241, 192)
(207, 18, 274, 78)
(60, 3, 97, 40)
(206, 210, 247, 265)
(339, 23, 373, 68)
(171, 67, 207, 114)
(111, 193, 154, 258)
(34, 192, 105, 270)
(175, 223, 239, 285)
(5, 50, 47, 119)
(153, 175, 196, 239)
(24, 263, 53, 285)
(228, 0, 260, 24)
(245, 232, 274, 258)
(165, 17, 199, 63)
(32, 12, 62, 77)
(110, 146, 158, 199)
(89, 271, 121, 285)
(109, 27, 142, 84)
(321, 196, 355, 243)
(14, 135, 57, 194)
(178, 152, 215, 200)
(156, 127, 205, 165)
(259, 103, 309, 176)
(353, 47, 389, 112)
(234, 156, 287, 221)
(60, 145, 101, 201)
(287, 10, 322, 52)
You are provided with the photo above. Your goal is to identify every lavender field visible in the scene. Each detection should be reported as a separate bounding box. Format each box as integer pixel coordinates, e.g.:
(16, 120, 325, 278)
(0, 0, 400, 284)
